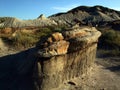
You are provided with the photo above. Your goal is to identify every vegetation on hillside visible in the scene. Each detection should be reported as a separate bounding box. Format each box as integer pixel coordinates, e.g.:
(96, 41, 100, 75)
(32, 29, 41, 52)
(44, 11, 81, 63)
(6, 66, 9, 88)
(98, 29, 120, 56)
(0, 25, 67, 49)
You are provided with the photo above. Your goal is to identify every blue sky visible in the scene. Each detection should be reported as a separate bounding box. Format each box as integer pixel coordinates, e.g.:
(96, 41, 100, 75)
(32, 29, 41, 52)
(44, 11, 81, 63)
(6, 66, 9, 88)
(0, 0, 120, 19)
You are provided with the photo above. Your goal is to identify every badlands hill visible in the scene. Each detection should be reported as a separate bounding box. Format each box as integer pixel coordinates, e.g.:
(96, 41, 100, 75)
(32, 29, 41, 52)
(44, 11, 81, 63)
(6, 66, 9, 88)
(49, 5, 120, 26)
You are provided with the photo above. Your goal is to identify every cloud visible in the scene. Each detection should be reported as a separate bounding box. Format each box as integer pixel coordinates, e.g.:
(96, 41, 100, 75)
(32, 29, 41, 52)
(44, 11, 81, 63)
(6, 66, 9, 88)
(112, 7, 120, 11)
(52, 4, 80, 12)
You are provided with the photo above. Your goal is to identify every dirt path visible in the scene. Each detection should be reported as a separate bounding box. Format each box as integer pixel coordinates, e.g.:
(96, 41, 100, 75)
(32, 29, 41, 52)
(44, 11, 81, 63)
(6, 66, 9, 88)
(53, 58, 120, 90)
(85, 63, 120, 90)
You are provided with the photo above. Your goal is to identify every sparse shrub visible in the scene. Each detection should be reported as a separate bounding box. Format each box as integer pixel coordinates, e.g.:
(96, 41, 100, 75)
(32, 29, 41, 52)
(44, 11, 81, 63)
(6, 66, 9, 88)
(10, 31, 37, 48)
(98, 49, 120, 57)
(0, 25, 68, 49)
(36, 27, 52, 35)
(99, 29, 120, 49)
(98, 29, 120, 57)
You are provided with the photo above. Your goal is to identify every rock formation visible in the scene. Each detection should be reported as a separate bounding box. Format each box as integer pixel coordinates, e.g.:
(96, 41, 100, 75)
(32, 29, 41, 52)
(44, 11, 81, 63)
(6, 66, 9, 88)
(34, 26, 101, 90)
(37, 14, 47, 20)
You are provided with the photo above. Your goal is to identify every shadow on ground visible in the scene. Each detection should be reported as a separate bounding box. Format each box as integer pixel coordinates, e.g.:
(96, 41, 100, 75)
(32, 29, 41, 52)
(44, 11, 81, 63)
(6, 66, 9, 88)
(96, 53, 120, 76)
(0, 48, 37, 90)
(106, 65, 120, 76)
(106, 65, 120, 72)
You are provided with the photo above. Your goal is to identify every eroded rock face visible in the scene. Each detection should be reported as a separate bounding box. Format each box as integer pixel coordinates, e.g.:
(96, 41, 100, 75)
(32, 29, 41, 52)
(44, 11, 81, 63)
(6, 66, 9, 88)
(37, 40, 69, 57)
(37, 26, 101, 57)
(37, 32, 69, 57)
(34, 26, 101, 90)
(0, 17, 57, 28)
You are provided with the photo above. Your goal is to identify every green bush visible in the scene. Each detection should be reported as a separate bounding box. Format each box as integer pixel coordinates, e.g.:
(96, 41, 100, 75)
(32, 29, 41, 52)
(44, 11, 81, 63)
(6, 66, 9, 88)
(99, 29, 120, 49)
(98, 29, 120, 57)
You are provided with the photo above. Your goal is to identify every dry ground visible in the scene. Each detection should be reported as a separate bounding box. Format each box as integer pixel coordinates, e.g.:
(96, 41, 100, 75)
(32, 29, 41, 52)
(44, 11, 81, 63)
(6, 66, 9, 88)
(53, 57, 120, 90)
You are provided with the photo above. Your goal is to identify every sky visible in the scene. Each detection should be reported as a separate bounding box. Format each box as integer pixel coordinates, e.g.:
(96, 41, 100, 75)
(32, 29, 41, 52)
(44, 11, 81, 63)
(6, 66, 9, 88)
(0, 0, 120, 20)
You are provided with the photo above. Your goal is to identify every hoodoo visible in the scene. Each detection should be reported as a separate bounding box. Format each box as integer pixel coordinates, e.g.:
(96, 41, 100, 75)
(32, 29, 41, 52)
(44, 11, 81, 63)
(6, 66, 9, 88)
(34, 26, 101, 90)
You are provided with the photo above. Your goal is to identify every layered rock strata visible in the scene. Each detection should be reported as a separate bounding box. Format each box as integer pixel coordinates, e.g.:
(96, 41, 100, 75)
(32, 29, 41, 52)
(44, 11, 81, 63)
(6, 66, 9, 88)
(34, 26, 101, 90)
(49, 5, 120, 26)
(0, 16, 57, 28)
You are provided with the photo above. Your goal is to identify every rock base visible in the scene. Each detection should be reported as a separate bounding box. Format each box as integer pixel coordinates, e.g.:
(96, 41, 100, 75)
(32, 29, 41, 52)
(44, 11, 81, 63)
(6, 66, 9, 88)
(34, 44, 97, 90)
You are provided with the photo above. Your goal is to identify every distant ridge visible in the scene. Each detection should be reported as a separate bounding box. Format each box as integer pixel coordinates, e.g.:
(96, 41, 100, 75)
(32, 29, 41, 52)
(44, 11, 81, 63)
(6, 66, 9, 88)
(1, 5, 120, 28)
(0, 16, 57, 28)
(49, 5, 120, 26)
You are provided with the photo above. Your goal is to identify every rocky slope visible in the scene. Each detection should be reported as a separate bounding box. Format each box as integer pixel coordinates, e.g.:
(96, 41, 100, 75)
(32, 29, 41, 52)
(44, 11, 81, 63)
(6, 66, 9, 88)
(107, 20, 120, 30)
(0, 14, 57, 28)
(49, 5, 120, 26)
